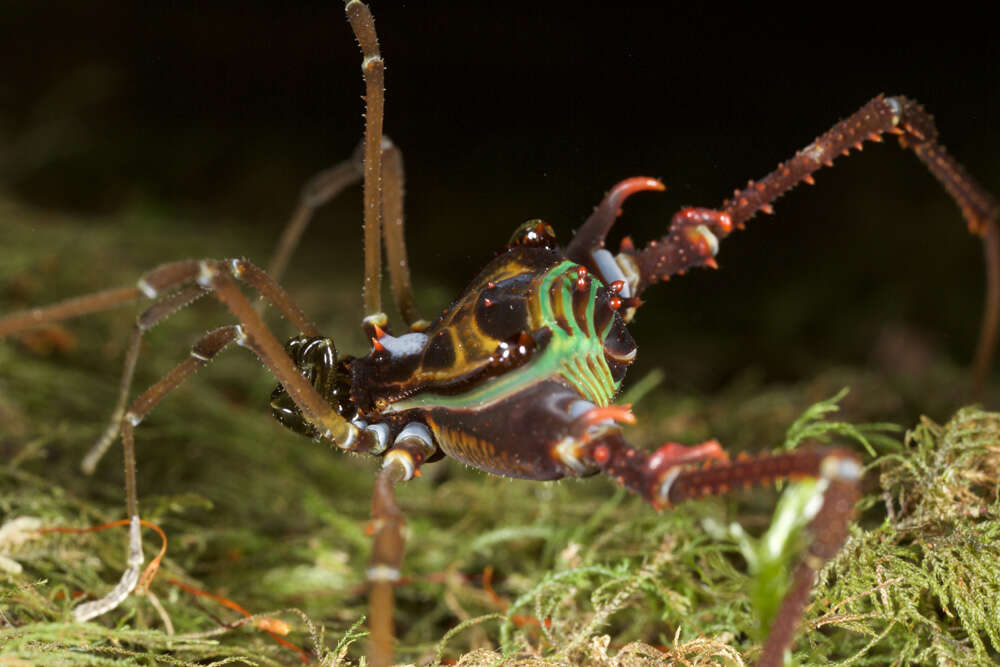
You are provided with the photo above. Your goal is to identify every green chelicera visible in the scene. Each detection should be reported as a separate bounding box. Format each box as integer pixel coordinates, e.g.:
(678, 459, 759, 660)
(0, 2, 997, 666)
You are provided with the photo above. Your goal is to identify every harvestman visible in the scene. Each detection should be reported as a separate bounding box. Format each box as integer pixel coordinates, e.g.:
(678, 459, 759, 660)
(1, 2, 997, 666)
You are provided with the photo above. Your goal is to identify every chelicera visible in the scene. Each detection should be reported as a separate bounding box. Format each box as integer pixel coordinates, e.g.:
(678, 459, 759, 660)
(1, 2, 997, 666)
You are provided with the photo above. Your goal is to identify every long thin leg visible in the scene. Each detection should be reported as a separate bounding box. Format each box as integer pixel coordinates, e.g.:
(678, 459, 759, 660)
(82, 284, 208, 474)
(757, 477, 857, 667)
(265, 135, 423, 327)
(0, 262, 203, 338)
(380, 137, 423, 327)
(2, 257, 389, 620)
(72, 325, 240, 621)
(266, 2, 419, 327)
(973, 224, 1000, 395)
(367, 433, 436, 667)
(155, 259, 366, 447)
(0, 257, 345, 469)
(266, 159, 363, 286)
(71, 259, 385, 621)
(346, 0, 386, 318)
(0, 286, 142, 338)
(1, 259, 323, 342)
(582, 432, 862, 667)
(1, 257, 351, 446)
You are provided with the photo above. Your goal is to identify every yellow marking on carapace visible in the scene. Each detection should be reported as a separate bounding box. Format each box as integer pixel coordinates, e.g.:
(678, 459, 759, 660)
(389, 260, 622, 414)
(427, 418, 539, 477)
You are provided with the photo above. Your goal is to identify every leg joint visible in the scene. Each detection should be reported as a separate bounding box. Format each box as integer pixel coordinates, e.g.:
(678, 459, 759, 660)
(196, 260, 219, 288)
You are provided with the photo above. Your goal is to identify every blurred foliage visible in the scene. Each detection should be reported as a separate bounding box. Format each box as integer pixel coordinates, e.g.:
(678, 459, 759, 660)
(1, 198, 999, 666)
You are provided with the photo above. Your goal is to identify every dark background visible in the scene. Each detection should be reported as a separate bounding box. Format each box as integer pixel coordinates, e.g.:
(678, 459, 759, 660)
(2, 2, 998, 403)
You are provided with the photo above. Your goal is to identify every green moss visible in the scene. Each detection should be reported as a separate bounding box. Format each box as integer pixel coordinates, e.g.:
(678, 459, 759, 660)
(2, 198, 999, 665)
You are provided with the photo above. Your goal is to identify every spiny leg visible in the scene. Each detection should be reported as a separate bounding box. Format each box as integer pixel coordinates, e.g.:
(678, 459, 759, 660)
(719, 95, 997, 234)
(581, 432, 862, 667)
(629, 96, 998, 290)
(675, 96, 1000, 394)
(367, 425, 437, 667)
(566, 179, 729, 319)
(576, 95, 998, 391)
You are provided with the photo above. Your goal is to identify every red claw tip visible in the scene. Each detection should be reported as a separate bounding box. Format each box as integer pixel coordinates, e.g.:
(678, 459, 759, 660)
(704, 258, 719, 270)
(579, 404, 636, 428)
(371, 337, 386, 353)
(373, 323, 386, 339)
(612, 176, 666, 198)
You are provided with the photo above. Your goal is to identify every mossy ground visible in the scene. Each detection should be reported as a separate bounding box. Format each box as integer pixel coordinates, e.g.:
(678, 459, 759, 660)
(1, 198, 999, 666)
